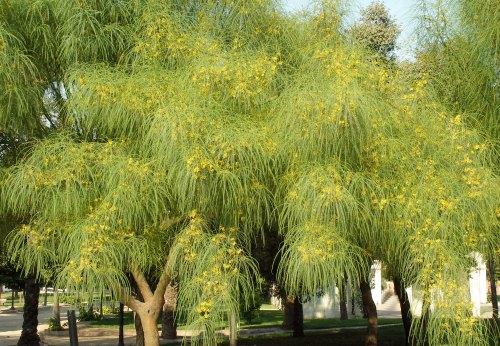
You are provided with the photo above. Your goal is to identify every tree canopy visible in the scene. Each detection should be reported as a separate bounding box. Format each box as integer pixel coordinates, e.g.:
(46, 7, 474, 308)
(0, 1, 498, 345)
(351, 1, 400, 61)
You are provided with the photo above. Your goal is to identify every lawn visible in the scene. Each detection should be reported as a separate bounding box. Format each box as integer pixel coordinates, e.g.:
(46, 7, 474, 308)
(88, 309, 402, 331)
(221, 325, 406, 346)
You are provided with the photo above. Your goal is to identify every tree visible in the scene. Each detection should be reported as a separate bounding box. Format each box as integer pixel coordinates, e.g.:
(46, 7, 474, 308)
(351, 1, 400, 61)
(414, 0, 499, 326)
(1, 2, 498, 346)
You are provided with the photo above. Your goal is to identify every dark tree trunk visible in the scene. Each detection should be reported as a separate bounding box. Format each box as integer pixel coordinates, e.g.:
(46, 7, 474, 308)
(161, 284, 177, 339)
(10, 290, 15, 310)
(394, 276, 412, 345)
(488, 255, 498, 319)
(17, 276, 40, 346)
(292, 296, 304, 337)
(99, 291, 103, 319)
(360, 280, 377, 346)
(340, 275, 348, 320)
(118, 303, 125, 346)
(282, 296, 294, 330)
(161, 309, 176, 339)
(418, 291, 431, 346)
(351, 292, 356, 315)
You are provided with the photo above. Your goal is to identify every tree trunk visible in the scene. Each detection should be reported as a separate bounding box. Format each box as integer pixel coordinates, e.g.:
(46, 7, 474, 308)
(18, 276, 40, 346)
(99, 291, 103, 319)
(10, 290, 15, 310)
(229, 312, 238, 346)
(129, 269, 166, 346)
(52, 289, 61, 330)
(125, 266, 169, 346)
(340, 275, 348, 320)
(161, 283, 177, 339)
(394, 276, 412, 345)
(137, 313, 159, 346)
(134, 288, 145, 346)
(292, 296, 304, 337)
(360, 280, 377, 346)
(351, 292, 356, 315)
(488, 255, 498, 319)
(134, 312, 145, 346)
(282, 297, 294, 330)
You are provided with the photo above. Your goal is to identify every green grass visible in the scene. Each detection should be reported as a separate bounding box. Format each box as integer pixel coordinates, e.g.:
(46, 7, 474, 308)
(88, 309, 401, 332)
(88, 311, 136, 329)
(242, 310, 401, 329)
(221, 325, 407, 346)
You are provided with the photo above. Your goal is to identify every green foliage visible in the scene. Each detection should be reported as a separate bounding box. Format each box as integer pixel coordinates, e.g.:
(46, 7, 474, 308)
(78, 303, 100, 321)
(47, 317, 63, 331)
(0, 1, 498, 345)
(58, 294, 76, 305)
(240, 285, 265, 324)
(351, 1, 400, 60)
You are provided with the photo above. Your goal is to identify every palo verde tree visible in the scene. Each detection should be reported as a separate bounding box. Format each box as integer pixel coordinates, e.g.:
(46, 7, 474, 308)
(274, 2, 498, 346)
(414, 0, 500, 323)
(1, 2, 499, 346)
(2, 0, 287, 345)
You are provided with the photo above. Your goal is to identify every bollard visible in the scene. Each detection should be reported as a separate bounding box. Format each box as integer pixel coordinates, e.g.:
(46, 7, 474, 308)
(118, 303, 125, 346)
(67, 309, 79, 346)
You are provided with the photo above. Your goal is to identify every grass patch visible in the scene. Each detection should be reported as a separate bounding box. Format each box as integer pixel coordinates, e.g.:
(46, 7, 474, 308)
(221, 325, 406, 346)
(88, 311, 136, 329)
(89, 309, 401, 332)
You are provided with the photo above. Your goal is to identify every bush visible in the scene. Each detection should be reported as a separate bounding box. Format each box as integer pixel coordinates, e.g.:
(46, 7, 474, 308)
(48, 317, 64, 331)
(240, 288, 265, 324)
(59, 294, 77, 305)
(78, 304, 100, 321)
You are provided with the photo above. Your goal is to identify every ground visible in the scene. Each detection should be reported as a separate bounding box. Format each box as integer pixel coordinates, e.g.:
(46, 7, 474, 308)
(0, 296, 496, 345)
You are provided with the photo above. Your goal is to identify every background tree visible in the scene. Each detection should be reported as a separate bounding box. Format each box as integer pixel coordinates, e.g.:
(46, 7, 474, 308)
(351, 1, 400, 61)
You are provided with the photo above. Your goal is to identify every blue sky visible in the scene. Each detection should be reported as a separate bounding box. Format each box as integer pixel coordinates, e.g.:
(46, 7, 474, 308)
(282, 0, 417, 59)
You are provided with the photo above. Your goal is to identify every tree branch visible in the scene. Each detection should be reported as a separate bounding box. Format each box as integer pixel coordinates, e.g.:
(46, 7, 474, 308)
(131, 267, 154, 302)
(119, 287, 143, 312)
(152, 266, 170, 307)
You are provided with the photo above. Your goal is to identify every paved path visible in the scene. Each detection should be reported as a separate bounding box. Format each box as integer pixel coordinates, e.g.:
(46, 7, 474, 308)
(0, 305, 71, 346)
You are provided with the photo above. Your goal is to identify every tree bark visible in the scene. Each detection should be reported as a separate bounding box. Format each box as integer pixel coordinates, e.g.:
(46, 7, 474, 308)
(52, 289, 61, 330)
(17, 276, 40, 346)
(229, 312, 238, 346)
(340, 275, 348, 320)
(282, 296, 294, 330)
(137, 313, 159, 346)
(124, 266, 169, 346)
(360, 280, 377, 346)
(292, 296, 304, 337)
(394, 276, 412, 345)
(488, 255, 498, 319)
(99, 291, 103, 319)
(161, 283, 177, 339)
(134, 310, 145, 346)
(10, 290, 15, 310)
